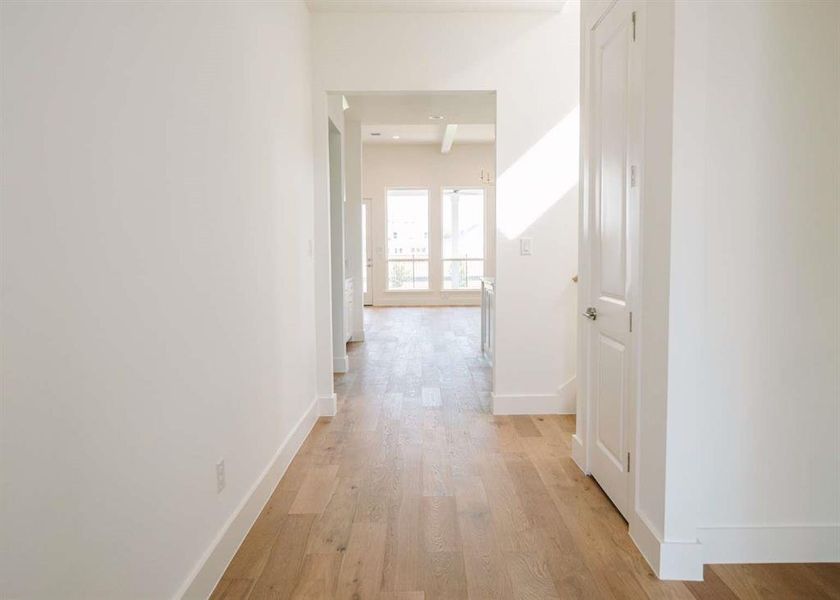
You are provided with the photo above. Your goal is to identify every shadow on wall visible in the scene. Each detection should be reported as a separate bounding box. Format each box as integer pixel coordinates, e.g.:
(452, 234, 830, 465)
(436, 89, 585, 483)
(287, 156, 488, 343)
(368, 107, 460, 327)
(497, 106, 580, 240)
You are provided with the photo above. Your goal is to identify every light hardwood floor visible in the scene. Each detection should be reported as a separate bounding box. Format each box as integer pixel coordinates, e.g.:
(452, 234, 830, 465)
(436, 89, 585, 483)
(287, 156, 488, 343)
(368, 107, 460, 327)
(212, 307, 840, 600)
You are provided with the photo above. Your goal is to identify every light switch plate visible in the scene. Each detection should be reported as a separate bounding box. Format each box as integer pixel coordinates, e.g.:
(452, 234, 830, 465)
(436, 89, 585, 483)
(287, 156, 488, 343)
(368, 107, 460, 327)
(520, 238, 533, 256)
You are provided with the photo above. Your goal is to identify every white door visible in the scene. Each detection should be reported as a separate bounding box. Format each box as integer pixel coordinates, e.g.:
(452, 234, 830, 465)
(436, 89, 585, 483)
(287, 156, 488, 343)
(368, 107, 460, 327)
(362, 198, 373, 305)
(586, 0, 641, 520)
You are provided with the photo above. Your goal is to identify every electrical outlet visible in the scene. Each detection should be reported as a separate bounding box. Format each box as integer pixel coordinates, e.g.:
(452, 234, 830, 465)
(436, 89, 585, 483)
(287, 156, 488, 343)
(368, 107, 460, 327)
(216, 459, 226, 494)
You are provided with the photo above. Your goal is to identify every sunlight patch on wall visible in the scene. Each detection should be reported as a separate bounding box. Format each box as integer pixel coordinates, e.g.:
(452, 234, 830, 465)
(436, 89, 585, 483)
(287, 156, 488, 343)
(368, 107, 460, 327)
(497, 106, 579, 240)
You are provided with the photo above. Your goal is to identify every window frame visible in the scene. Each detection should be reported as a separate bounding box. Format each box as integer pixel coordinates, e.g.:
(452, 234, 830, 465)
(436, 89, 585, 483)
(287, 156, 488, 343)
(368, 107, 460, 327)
(384, 186, 433, 292)
(440, 186, 487, 292)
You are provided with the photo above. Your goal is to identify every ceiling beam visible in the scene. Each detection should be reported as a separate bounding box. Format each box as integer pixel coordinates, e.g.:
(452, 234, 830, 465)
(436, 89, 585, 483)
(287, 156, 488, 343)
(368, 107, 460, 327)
(441, 124, 458, 154)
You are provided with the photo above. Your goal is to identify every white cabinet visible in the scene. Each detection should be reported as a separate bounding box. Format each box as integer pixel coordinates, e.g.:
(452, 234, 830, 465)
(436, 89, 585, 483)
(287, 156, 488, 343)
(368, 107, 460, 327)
(480, 278, 494, 366)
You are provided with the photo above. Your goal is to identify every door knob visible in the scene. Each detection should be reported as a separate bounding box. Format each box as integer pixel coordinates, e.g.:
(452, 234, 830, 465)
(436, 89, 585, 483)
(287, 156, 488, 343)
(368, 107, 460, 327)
(583, 307, 597, 321)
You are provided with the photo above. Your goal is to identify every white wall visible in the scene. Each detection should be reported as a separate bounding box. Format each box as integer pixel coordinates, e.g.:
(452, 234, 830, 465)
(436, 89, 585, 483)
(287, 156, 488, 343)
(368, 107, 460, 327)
(0, 2, 318, 598)
(363, 143, 495, 306)
(314, 95, 347, 399)
(328, 118, 348, 372)
(312, 3, 580, 412)
(633, 0, 677, 561)
(344, 120, 365, 340)
(668, 0, 840, 565)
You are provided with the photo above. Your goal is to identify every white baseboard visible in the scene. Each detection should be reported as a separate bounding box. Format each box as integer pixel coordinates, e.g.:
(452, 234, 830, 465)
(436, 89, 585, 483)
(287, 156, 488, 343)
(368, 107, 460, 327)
(351, 330, 364, 342)
(318, 393, 337, 417)
(333, 355, 349, 373)
(177, 397, 320, 600)
(571, 433, 586, 472)
(629, 512, 663, 576)
(557, 376, 576, 412)
(492, 392, 572, 415)
(492, 393, 560, 415)
(628, 516, 838, 581)
(699, 524, 840, 564)
(660, 541, 703, 581)
(373, 294, 480, 307)
(492, 378, 576, 415)
(629, 512, 703, 581)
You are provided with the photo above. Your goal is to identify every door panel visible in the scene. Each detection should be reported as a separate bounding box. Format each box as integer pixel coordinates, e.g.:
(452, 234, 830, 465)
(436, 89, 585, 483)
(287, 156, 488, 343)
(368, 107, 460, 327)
(587, 0, 639, 521)
(599, 25, 629, 301)
(596, 333, 626, 466)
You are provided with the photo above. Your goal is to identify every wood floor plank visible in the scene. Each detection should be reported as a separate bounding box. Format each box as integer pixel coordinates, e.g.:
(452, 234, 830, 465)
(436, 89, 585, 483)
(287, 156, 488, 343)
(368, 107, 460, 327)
(223, 488, 297, 581)
(453, 475, 489, 515)
(249, 514, 317, 600)
(551, 569, 617, 600)
(212, 307, 840, 600)
(305, 477, 360, 554)
(380, 593, 425, 600)
(335, 521, 388, 600)
(713, 563, 837, 600)
(511, 415, 542, 438)
(209, 578, 253, 600)
(355, 461, 398, 524)
(458, 509, 514, 599)
(686, 566, 740, 600)
(290, 553, 342, 599)
(422, 447, 453, 497)
(421, 495, 461, 552)
(423, 551, 468, 600)
(382, 392, 404, 421)
(477, 453, 532, 552)
(422, 386, 442, 407)
(288, 464, 340, 515)
(382, 493, 424, 594)
(804, 563, 840, 600)
(504, 551, 561, 600)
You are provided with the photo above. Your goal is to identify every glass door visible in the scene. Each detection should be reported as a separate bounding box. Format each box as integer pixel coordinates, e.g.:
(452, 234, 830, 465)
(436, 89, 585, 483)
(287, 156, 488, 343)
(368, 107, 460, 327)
(442, 188, 485, 289)
(386, 189, 430, 290)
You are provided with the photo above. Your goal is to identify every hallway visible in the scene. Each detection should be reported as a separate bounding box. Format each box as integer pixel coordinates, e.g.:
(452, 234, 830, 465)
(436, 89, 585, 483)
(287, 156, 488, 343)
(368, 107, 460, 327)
(4, 2, 840, 596)
(212, 308, 838, 600)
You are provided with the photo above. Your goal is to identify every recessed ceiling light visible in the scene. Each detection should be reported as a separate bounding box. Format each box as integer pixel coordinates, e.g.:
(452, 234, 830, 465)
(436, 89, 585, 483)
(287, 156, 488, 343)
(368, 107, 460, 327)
(429, 115, 445, 120)
(392, 135, 400, 140)
(370, 132, 381, 136)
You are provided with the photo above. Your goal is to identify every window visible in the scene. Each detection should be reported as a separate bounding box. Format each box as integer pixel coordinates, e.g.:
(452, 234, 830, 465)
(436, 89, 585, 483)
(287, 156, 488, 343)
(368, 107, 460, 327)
(387, 189, 429, 289)
(442, 188, 484, 289)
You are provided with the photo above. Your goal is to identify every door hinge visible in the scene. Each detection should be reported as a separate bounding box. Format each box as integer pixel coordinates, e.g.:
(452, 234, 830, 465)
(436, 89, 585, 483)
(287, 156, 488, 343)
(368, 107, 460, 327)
(630, 165, 637, 188)
(627, 452, 631, 472)
(632, 11, 637, 41)
(629, 311, 633, 332)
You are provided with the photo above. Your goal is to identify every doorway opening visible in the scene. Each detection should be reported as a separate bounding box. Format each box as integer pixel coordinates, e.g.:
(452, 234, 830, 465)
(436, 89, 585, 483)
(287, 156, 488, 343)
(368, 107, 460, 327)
(345, 91, 496, 309)
(327, 90, 498, 389)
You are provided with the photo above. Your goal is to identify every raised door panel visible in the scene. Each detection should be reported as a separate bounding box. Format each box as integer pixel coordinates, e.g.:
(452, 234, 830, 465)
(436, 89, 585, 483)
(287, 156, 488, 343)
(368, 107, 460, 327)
(598, 20, 630, 303)
(596, 333, 626, 469)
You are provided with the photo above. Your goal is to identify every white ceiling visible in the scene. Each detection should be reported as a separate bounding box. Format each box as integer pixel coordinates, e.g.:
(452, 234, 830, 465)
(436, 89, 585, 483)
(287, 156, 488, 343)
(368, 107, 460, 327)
(362, 123, 495, 144)
(308, 0, 566, 13)
(345, 92, 495, 145)
(344, 92, 495, 124)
